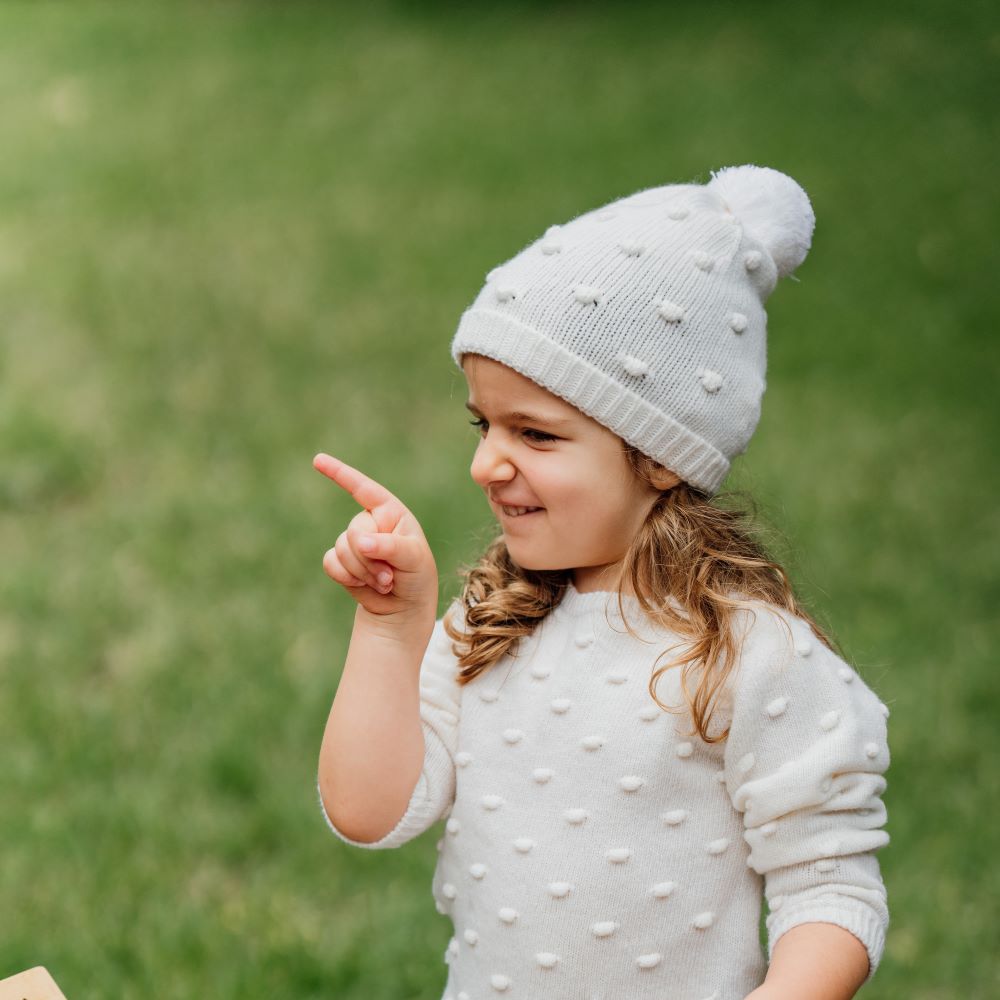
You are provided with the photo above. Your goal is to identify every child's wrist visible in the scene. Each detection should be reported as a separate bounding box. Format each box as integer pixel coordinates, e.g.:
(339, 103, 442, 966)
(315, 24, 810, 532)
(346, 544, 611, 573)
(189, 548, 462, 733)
(354, 603, 437, 645)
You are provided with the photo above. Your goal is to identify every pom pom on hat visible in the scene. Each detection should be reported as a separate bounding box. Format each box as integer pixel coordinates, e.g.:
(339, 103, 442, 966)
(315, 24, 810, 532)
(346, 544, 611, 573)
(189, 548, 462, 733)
(708, 165, 815, 278)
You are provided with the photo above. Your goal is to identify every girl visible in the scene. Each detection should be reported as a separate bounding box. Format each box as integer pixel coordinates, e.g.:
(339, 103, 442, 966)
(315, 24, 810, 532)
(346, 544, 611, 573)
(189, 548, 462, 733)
(314, 165, 890, 1000)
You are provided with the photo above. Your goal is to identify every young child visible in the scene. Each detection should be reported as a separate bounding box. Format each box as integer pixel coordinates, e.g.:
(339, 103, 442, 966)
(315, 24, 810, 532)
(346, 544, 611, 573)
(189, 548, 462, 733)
(314, 165, 890, 1000)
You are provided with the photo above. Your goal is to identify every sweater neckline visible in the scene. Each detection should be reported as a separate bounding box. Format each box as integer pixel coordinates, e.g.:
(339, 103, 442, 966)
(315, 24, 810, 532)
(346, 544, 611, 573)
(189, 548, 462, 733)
(553, 581, 645, 621)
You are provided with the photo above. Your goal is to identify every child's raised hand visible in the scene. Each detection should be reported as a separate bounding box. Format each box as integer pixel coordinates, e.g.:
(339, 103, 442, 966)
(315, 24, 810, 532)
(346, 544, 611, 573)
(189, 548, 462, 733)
(313, 453, 438, 622)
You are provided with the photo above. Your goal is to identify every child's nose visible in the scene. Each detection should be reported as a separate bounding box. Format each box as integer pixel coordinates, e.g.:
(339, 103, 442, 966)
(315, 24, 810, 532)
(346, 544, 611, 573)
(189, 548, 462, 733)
(470, 436, 516, 487)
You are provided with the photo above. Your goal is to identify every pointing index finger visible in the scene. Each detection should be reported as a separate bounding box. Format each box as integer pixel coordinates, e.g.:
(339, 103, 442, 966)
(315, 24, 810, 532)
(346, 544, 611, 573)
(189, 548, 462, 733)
(313, 453, 405, 530)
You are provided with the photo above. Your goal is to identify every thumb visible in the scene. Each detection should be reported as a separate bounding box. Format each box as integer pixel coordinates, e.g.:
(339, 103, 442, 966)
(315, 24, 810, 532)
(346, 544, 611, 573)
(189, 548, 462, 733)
(357, 531, 426, 574)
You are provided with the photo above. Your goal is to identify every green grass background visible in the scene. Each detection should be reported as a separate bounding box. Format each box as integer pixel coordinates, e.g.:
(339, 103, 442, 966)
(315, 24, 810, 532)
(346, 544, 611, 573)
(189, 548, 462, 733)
(0, 1, 996, 996)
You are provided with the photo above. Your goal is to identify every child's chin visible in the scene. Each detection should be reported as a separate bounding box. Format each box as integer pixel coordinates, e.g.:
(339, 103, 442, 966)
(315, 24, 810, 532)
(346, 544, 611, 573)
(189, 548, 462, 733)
(506, 549, 567, 574)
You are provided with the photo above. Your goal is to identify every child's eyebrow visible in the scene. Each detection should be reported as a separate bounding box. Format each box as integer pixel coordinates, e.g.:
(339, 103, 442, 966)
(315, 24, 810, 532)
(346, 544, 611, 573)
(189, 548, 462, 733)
(465, 401, 573, 427)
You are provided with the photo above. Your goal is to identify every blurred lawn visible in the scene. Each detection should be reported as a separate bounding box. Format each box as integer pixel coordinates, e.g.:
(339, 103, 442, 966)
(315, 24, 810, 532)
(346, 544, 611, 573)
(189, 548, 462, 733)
(0, 1, 997, 997)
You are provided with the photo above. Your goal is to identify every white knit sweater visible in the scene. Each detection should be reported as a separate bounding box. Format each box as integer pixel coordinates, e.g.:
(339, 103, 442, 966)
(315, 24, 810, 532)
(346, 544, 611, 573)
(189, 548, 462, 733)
(320, 584, 890, 1000)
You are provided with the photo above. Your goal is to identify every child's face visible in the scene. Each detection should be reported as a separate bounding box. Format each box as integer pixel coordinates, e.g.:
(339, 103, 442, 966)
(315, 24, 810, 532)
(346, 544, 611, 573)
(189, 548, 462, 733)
(462, 354, 677, 593)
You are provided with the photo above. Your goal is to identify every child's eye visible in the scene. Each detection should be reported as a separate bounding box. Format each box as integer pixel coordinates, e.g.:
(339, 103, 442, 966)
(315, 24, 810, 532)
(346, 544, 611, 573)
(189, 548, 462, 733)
(467, 418, 556, 444)
(523, 429, 557, 442)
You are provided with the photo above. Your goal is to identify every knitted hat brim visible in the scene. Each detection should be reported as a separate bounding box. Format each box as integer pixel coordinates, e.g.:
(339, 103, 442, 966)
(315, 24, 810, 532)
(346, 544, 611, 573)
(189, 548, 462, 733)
(451, 307, 730, 495)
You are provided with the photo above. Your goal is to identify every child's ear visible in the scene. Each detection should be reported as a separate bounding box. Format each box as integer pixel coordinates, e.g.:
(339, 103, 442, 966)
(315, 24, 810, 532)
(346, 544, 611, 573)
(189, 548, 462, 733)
(651, 469, 682, 491)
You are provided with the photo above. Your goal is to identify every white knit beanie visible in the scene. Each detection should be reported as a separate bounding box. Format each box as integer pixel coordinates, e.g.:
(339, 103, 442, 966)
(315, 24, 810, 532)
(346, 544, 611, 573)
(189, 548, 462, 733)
(449, 165, 815, 494)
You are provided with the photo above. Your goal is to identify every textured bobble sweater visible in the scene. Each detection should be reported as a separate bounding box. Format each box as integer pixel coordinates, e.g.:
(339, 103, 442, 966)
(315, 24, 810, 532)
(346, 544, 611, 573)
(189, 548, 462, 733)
(320, 585, 890, 1000)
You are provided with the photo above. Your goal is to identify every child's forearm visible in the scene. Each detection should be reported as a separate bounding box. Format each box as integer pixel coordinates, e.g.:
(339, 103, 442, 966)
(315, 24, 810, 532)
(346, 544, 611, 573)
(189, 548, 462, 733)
(318, 605, 435, 843)
(746, 922, 870, 1000)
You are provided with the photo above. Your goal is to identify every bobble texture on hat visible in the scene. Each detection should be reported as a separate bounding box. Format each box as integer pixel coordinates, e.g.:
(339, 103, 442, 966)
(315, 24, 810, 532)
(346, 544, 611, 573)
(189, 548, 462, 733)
(450, 164, 815, 494)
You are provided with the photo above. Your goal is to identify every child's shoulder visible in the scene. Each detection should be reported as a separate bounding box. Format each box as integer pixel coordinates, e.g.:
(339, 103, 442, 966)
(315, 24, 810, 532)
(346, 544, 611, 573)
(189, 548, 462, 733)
(731, 599, 821, 669)
(721, 600, 891, 830)
(725, 598, 889, 727)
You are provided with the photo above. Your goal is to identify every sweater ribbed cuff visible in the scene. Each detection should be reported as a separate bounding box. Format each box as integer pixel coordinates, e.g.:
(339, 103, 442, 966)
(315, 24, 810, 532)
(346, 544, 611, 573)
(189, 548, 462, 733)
(317, 724, 455, 850)
(767, 901, 887, 985)
(316, 770, 428, 850)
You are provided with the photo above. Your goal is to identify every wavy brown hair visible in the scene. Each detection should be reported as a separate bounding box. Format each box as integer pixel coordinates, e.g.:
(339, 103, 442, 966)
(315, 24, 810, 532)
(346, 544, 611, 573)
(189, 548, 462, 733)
(443, 442, 838, 744)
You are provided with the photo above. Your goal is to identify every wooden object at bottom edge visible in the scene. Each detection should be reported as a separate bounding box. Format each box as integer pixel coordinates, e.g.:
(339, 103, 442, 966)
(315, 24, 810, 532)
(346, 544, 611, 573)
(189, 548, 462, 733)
(0, 967, 68, 1000)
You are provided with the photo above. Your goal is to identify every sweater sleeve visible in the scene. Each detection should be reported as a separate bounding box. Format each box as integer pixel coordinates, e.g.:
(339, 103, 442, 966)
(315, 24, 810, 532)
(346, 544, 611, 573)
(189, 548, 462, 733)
(318, 604, 463, 850)
(722, 604, 891, 983)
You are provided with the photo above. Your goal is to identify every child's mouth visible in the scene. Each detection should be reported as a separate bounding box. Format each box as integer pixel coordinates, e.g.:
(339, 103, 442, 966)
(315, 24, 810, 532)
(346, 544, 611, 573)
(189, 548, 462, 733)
(501, 505, 543, 518)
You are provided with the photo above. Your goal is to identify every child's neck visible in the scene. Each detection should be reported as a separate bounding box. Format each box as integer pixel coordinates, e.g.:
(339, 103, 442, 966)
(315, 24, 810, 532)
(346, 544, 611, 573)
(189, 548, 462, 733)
(571, 566, 630, 596)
